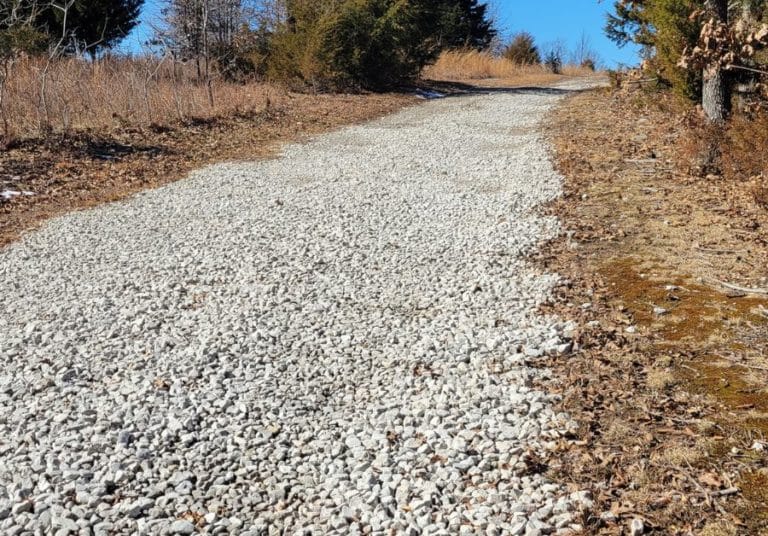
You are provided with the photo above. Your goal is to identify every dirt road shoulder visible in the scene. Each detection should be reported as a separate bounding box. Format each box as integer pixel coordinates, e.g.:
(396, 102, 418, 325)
(541, 86, 768, 534)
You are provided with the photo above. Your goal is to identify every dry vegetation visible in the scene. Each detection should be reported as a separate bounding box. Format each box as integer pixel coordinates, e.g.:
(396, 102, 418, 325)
(1, 49, 599, 247)
(0, 55, 279, 141)
(422, 49, 594, 86)
(542, 83, 768, 534)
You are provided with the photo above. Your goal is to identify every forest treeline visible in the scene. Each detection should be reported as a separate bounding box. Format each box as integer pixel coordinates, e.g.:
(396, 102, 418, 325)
(1, 0, 496, 90)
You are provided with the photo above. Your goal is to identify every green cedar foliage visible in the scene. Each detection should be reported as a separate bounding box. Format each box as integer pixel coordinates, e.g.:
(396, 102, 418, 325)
(504, 32, 540, 65)
(605, 0, 703, 99)
(38, 0, 144, 55)
(267, 0, 496, 90)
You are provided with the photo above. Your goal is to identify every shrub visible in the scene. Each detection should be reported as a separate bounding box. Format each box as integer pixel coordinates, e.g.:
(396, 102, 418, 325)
(544, 52, 562, 74)
(503, 32, 540, 65)
(266, 0, 496, 90)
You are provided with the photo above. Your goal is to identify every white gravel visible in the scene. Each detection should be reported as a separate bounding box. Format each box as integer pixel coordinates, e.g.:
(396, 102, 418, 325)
(0, 84, 591, 535)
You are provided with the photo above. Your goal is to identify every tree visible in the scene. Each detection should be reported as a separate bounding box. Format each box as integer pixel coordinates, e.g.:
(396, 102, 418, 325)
(38, 0, 144, 55)
(605, 0, 654, 51)
(1, 1, 46, 57)
(504, 32, 540, 65)
(266, 0, 496, 89)
(571, 32, 600, 69)
(701, 0, 729, 122)
(605, 0, 768, 121)
(431, 0, 496, 50)
(541, 39, 567, 74)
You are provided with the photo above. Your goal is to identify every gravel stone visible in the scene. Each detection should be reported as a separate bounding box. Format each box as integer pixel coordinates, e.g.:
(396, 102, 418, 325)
(0, 81, 594, 533)
(168, 519, 195, 534)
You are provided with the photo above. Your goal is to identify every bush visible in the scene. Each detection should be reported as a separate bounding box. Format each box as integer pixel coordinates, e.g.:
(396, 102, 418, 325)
(544, 52, 562, 74)
(266, 0, 496, 90)
(503, 32, 540, 65)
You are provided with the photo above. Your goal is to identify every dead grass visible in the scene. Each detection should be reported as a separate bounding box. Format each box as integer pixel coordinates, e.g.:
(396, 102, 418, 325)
(539, 85, 768, 534)
(0, 55, 278, 140)
(646, 367, 676, 391)
(422, 49, 595, 86)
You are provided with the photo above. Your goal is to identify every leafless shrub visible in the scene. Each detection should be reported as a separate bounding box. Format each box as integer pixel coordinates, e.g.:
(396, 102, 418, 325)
(1, 54, 277, 139)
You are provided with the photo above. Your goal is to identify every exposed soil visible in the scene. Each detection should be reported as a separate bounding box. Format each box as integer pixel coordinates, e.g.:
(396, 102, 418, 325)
(542, 86, 768, 534)
(0, 91, 415, 248)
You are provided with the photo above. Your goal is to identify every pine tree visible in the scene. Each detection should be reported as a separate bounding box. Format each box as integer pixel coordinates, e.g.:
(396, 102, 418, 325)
(266, 0, 496, 89)
(39, 0, 144, 54)
(504, 33, 540, 65)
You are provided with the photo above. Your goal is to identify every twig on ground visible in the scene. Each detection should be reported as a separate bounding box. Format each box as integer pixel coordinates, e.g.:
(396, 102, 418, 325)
(711, 280, 768, 295)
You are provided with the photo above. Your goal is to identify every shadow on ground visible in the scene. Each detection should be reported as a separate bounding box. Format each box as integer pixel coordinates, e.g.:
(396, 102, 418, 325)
(411, 80, 596, 98)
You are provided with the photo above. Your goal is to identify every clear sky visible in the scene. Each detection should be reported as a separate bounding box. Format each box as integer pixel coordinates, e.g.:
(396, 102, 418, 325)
(492, 1, 641, 67)
(122, 0, 641, 68)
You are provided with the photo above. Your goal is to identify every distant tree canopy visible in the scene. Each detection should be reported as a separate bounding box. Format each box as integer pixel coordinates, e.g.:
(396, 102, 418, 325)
(152, 0, 495, 88)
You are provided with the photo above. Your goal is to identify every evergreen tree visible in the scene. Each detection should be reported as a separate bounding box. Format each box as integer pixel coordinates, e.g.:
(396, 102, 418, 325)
(605, 0, 653, 49)
(504, 32, 540, 65)
(606, 0, 767, 120)
(605, 0, 705, 99)
(39, 0, 144, 54)
(431, 0, 496, 50)
(267, 0, 496, 89)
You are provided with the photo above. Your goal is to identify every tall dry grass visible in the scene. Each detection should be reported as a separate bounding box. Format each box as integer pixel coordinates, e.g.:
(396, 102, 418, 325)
(0, 55, 278, 140)
(423, 49, 595, 83)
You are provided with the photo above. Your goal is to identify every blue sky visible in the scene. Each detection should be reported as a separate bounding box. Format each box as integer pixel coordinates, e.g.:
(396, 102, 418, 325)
(122, 0, 641, 68)
(493, 1, 641, 67)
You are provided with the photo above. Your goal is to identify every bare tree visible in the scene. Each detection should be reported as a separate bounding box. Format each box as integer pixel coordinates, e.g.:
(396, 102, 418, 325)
(541, 39, 568, 74)
(570, 32, 600, 70)
(160, 0, 262, 81)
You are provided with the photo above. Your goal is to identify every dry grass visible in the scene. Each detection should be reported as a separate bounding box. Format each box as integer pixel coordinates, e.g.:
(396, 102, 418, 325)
(0, 52, 600, 142)
(0, 55, 278, 140)
(699, 522, 739, 536)
(422, 49, 595, 85)
(542, 84, 768, 534)
(646, 367, 676, 391)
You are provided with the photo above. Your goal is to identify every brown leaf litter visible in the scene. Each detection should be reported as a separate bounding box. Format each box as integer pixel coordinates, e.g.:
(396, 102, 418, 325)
(539, 84, 768, 534)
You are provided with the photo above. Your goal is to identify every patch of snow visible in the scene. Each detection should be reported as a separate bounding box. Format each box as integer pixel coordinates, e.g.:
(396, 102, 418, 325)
(415, 89, 446, 100)
(1, 190, 34, 201)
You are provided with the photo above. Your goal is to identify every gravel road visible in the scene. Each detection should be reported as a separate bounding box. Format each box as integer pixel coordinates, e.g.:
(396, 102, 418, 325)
(0, 84, 590, 535)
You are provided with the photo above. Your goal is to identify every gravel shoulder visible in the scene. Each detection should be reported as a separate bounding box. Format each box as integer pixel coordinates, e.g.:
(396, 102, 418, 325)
(1, 83, 590, 535)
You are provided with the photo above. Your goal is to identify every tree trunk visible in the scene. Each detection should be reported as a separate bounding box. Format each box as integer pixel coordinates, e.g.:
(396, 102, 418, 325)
(703, 66, 729, 123)
(702, 0, 729, 123)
